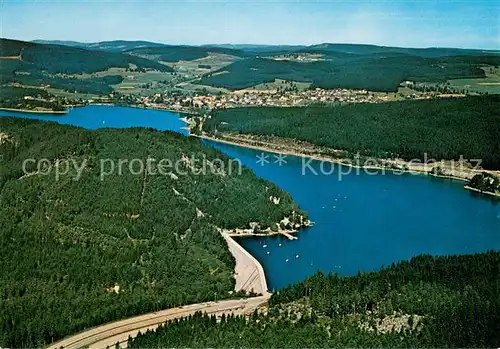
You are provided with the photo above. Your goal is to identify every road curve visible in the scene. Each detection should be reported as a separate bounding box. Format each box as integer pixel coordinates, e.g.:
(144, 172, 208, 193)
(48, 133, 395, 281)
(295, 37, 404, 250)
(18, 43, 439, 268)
(48, 229, 271, 349)
(47, 295, 269, 349)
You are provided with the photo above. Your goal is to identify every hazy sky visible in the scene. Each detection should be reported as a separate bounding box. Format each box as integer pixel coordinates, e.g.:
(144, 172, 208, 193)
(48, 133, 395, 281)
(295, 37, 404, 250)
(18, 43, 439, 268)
(1, 0, 499, 49)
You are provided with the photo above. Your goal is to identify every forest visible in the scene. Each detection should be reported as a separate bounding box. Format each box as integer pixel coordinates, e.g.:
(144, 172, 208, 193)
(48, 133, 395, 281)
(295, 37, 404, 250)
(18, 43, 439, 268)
(0, 117, 304, 348)
(129, 251, 500, 348)
(0, 39, 172, 74)
(198, 54, 498, 91)
(302, 43, 499, 58)
(2, 39, 498, 94)
(126, 45, 248, 62)
(32, 40, 169, 52)
(0, 39, 171, 94)
(204, 95, 500, 169)
(0, 86, 66, 111)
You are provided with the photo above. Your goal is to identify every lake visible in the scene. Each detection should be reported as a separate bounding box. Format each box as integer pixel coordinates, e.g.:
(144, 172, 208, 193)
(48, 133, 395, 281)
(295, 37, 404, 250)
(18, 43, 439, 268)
(2, 105, 499, 290)
(0, 105, 189, 135)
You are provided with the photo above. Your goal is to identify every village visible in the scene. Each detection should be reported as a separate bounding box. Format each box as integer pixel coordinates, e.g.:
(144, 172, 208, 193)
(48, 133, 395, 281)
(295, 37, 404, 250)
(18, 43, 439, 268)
(137, 86, 384, 113)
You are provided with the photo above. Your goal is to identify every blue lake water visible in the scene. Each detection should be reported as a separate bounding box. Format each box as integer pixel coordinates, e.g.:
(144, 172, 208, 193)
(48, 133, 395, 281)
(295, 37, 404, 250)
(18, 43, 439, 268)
(0, 105, 189, 135)
(2, 106, 499, 290)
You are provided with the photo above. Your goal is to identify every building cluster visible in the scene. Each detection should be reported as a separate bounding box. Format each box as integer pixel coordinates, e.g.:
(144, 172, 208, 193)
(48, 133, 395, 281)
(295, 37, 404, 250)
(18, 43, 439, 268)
(228, 88, 381, 106)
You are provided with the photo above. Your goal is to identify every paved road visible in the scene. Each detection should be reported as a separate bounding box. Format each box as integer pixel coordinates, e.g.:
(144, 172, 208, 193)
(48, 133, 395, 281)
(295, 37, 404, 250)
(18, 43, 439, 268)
(48, 230, 271, 349)
(47, 296, 269, 349)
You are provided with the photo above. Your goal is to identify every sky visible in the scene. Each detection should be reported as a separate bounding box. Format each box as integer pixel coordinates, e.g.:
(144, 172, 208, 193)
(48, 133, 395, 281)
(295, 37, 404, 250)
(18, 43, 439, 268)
(1, 0, 499, 50)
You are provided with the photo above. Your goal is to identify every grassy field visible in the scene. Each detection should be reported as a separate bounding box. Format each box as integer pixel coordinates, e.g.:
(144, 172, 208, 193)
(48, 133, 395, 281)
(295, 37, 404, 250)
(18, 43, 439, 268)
(446, 66, 500, 94)
(371, 86, 457, 101)
(46, 87, 101, 100)
(168, 53, 241, 74)
(173, 82, 230, 94)
(236, 78, 311, 93)
(80, 54, 239, 95)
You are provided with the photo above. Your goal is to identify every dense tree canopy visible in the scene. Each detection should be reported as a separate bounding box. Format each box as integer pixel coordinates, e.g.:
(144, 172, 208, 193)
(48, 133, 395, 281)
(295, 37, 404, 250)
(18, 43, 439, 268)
(205, 95, 500, 169)
(126, 46, 248, 63)
(0, 86, 66, 111)
(129, 252, 500, 348)
(467, 173, 500, 194)
(198, 55, 498, 91)
(0, 39, 171, 94)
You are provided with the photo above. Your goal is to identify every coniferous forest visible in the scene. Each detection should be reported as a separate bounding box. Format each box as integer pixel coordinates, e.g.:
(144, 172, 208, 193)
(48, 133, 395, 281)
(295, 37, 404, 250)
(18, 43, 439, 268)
(205, 95, 500, 169)
(129, 252, 500, 348)
(0, 117, 303, 348)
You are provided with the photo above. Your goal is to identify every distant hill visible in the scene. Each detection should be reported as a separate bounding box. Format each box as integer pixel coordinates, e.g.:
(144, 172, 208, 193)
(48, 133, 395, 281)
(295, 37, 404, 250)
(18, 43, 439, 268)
(0, 39, 172, 94)
(304, 43, 499, 58)
(198, 53, 499, 91)
(6, 39, 500, 93)
(31, 40, 88, 48)
(198, 41, 500, 91)
(32, 41, 307, 54)
(32, 39, 168, 52)
(30, 40, 500, 57)
(203, 44, 308, 53)
(126, 45, 249, 62)
(0, 39, 172, 73)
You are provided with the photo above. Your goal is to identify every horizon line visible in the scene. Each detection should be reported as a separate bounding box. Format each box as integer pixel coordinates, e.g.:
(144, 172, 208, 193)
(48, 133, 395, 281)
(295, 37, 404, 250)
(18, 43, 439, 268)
(10, 37, 500, 52)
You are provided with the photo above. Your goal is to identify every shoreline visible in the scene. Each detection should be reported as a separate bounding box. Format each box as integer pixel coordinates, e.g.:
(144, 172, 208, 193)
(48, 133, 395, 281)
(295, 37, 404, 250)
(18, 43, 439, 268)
(193, 133, 500, 199)
(227, 230, 298, 240)
(126, 103, 198, 117)
(464, 185, 500, 199)
(192, 133, 463, 178)
(0, 107, 68, 114)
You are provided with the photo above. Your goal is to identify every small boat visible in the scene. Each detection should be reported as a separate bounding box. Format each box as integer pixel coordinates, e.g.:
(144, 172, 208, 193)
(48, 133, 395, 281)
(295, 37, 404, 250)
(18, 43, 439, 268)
(295, 254, 299, 259)
(278, 243, 282, 247)
(266, 251, 270, 255)
(263, 244, 267, 248)
(285, 258, 289, 262)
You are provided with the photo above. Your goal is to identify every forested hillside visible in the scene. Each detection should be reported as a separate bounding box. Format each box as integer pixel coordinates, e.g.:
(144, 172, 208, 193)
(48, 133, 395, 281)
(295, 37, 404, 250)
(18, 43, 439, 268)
(0, 86, 66, 111)
(126, 45, 248, 62)
(304, 43, 498, 58)
(129, 251, 500, 348)
(0, 39, 172, 74)
(204, 95, 500, 169)
(32, 40, 169, 52)
(198, 54, 498, 91)
(2, 39, 498, 94)
(0, 39, 171, 94)
(0, 117, 303, 347)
